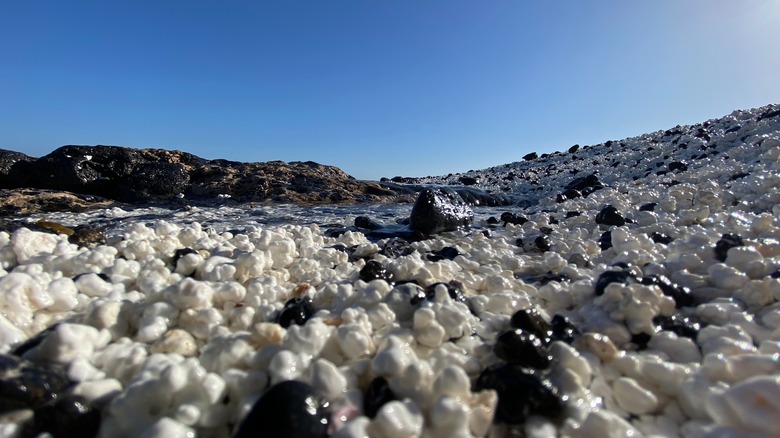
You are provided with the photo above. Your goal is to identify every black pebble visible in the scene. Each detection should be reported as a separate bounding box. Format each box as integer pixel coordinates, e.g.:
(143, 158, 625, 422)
(595, 205, 626, 226)
(598, 231, 613, 250)
(651, 232, 674, 244)
(494, 329, 551, 369)
(500, 212, 528, 226)
(234, 380, 330, 438)
(277, 297, 315, 328)
(172, 248, 198, 270)
(539, 227, 553, 235)
(668, 161, 688, 172)
(534, 235, 551, 252)
(631, 332, 652, 350)
(565, 211, 581, 218)
(474, 363, 564, 424)
(594, 270, 635, 296)
(639, 203, 657, 212)
(714, 233, 744, 262)
(359, 260, 396, 284)
(486, 216, 499, 225)
(427, 247, 459, 262)
(0, 354, 71, 414)
(32, 395, 100, 438)
(363, 377, 396, 418)
(354, 216, 383, 230)
(550, 314, 580, 344)
(380, 238, 416, 258)
(510, 308, 552, 342)
(653, 314, 700, 340)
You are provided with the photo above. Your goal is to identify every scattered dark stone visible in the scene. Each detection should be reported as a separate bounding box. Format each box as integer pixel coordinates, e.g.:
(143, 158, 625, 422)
(523, 152, 538, 161)
(359, 260, 396, 284)
(651, 232, 674, 245)
(549, 314, 580, 344)
(172, 248, 198, 270)
(510, 308, 552, 342)
(598, 231, 613, 250)
(31, 395, 100, 438)
(772, 270, 780, 279)
(534, 235, 551, 252)
(730, 172, 750, 181)
(380, 238, 416, 258)
(653, 314, 700, 340)
(363, 377, 396, 419)
(121, 162, 189, 202)
(354, 216, 383, 230)
(459, 176, 479, 186)
(565, 211, 581, 218)
(631, 332, 652, 350)
(594, 270, 635, 296)
(0, 354, 72, 414)
(639, 202, 657, 212)
(486, 216, 499, 225)
(409, 188, 473, 235)
(724, 125, 741, 134)
(324, 227, 348, 238)
(424, 282, 470, 307)
(72, 272, 111, 283)
(234, 380, 330, 438)
(539, 227, 553, 235)
(10, 324, 60, 358)
(537, 273, 570, 285)
(668, 161, 688, 172)
(548, 217, 559, 225)
(500, 212, 527, 226)
(595, 205, 626, 226)
(474, 363, 564, 424)
(758, 108, 780, 121)
(568, 144, 580, 153)
(641, 275, 694, 308)
(383, 283, 428, 322)
(564, 174, 603, 192)
(277, 297, 315, 328)
(427, 246, 459, 262)
(714, 233, 745, 262)
(494, 329, 551, 369)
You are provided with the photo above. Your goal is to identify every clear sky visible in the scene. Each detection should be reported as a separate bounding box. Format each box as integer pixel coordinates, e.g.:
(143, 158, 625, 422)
(2, 1, 779, 180)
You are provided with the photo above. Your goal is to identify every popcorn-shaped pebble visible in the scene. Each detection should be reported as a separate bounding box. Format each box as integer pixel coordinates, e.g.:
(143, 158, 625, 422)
(372, 336, 416, 378)
(137, 302, 179, 343)
(150, 328, 198, 356)
(283, 318, 333, 358)
(573, 332, 619, 363)
(390, 361, 434, 407)
(698, 324, 757, 357)
(46, 277, 79, 311)
(468, 390, 498, 437)
(429, 396, 470, 436)
(336, 323, 375, 360)
(0, 272, 51, 329)
(70, 378, 123, 405)
(613, 377, 658, 415)
(27, 323, 109, 363)
(164, 278, 215, 310)
(413, 308, 447, 348)
(704, 353, 780, 384)
(178, 308, 224, 340)
(705, 375, 780, 435)
(310, 358, 348, 400)
(432, 365, 471, 401)
(573, 410, 639, 438)
(199, 333, 253, 373)
(708, 263, 749, 290)
(368, 399, 424, 438)
(12, 228, 58, 263)
(648, 331, 702, 364)
(267, 350, 306, 384)
(0, 314, 27, 353)
(550, 341, 592, 386)
(196, 255, 236, 281)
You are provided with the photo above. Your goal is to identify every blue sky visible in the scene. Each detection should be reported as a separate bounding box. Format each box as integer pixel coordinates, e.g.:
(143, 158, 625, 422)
(2, 1, 779, 180)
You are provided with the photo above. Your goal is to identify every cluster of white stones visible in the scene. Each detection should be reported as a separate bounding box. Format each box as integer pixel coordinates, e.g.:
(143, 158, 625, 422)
(0, 105, 779, 437)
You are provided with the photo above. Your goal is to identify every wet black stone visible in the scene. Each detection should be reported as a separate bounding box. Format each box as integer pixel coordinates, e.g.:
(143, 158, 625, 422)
(424, 282, 470, 307)
(550, 314, 580, 344)
(594, 270, 635, 296)
(172, 248, 198, 270)
(653, 314, 700, 340)
(523, 152, 538, 161)
(324, 227, 348, 238)
(72, 272, 111, 283)
(714, 233, 745, 262)
(631, 332, 652, 350)
(486, 216, 499, 225)
(639, 202, 657, 212)
(500, 212, 528, 226)
(772, 270, 780, 279)
(380, 238, 416, 258)
(539, 227, 553, 235)
(363, 377, 396, 419)
(459, 176, 479, 186)
(548, 217, 559, 225)
(234, 380, 330, 438)
(0, 354, 72, 414)
(758, 108, 780, 121)
(409, 188, 473, 235)
(359, 260, 396, 284)
(474, 363, 564, 424)
(68, 225, 107, 248)
(354, 216, 383, 230)
(32, 395, 100, 438)
(277, 297, 315, 328)
(730, 172, 750, 181)
(121, 162, 189, 202)
(494, 329, 551, 369)
(598, 231, 613, 250)
(426, 246, 460, 262)
(650, 232, 673, 245)
(568, 144, 580, 153)
(595, 205, 626, 226)
(668, 161, 688, 172)
(565, 211, 581, 218)
(565, 173, 603, 192)
(510, 308, 552, 342)
(534, 235, 551, 252)
(641, 275, 694, 308)
(10, 324, 60, 358)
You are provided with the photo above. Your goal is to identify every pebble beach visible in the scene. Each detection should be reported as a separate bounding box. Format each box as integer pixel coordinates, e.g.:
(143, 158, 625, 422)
(1, 104, 780, 437)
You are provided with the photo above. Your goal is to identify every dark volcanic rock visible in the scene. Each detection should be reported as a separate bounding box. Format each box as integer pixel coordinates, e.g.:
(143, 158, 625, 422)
(0, 354, 71, 414)
(409, 188, 473, 235)
(121, 162, 189, 202)
(234, 380, 330, 438)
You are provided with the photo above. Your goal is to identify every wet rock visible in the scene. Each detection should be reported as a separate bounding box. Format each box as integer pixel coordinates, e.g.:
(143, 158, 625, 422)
(534, 235, 551, 252)
(668, 161, 688, 172)
(510, 308, 551, 342)
(595, 205, 626, 226)
(523, 152, 538, 161)
(549, 315, 580, 344)
(494, 329, 551, 369)
(568, 144, 580, 153)
(426, 246, 459, 262)
(640, 275, 694, 308)
(500, 212, 527, 226)
(598, 231, 613, 250)
(409, 188, 473, 235)
(639, 202, 657, 212)
(234, 380, 330, 438)
(0, 354, 71, 414)
(459, 176, 478, 186)
(68, 225, 107, 248)
(650, 232, 674, 245)
(359, 260, 396, 284)
(31, 395, 100, 438)
(380, 238, 416, 258)
(363, 377, 396, 418)
(653, 314, 700, 340)
(120, 162, 189, 202)
(564, 173, 603, 192)
(474, 363, 564, 424)
(277, 297, 315, 328)
(354, 216, 383, 230)
(714, 233, 745, 262)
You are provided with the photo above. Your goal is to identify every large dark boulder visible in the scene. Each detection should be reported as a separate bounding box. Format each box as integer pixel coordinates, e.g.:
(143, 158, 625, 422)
(409, 188, 473, 234)
(0, 149, 35, 187)
(120, 162, 189, 202)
